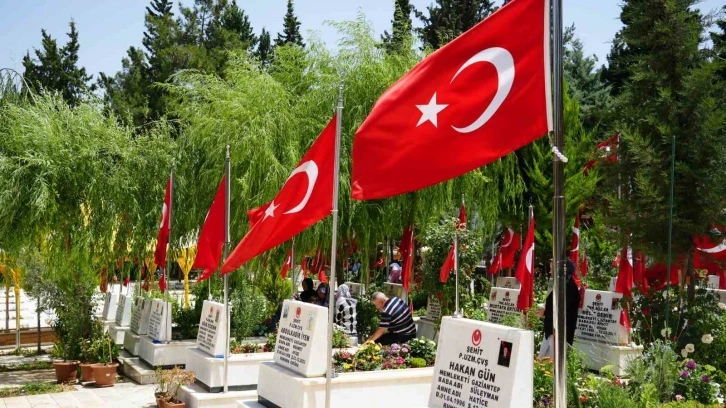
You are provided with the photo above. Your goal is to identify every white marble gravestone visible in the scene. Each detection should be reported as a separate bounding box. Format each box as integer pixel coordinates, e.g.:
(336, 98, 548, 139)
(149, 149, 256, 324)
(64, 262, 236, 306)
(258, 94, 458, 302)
(147, 299, 172, 343)
(273, 300, 329, 377)
(196, 300, 227, 358)
(130, 297, 152, 335)
(487, 288, 520, 325)
(495, 277, 521, 289)
(425, 296, 442, 321)
(428, 317, 533, 408)
(574, 289, 628, 346)
(114, 295, 133, 326)
(101, 292, 119, 322)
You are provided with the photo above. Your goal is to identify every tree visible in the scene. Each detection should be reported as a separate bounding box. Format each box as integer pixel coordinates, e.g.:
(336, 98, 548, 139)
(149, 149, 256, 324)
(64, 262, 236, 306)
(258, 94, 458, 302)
(713, 7, 726, 80)
(598, 0, 726, 299)
(275, 0, 304, 47)
(414, 0, 496, 50)
(22, 21, 94, 107)
(381, 0, 412, 54)
(563, 26, 611, 130)
(256, 28, 273, 66)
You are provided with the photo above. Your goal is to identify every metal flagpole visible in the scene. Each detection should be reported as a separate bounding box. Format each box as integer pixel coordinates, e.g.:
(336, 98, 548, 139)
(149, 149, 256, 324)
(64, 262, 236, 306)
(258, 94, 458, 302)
(223, 146, 231, 393)
(325, 85, 344, 408)
(552, 0, 567, 405)
(291, 240, 296, 294)
(453, 201, 462, 318)
(164, 161, 174, 344)
(665, 135, 675, 328)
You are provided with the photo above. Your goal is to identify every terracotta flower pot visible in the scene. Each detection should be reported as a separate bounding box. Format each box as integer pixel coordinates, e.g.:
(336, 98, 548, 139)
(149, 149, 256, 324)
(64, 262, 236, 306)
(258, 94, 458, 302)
(159, 399, 185, 408)
(53, 360, 79, 383)
(80, 363, 94, 382)
(91, 363, 118, 387)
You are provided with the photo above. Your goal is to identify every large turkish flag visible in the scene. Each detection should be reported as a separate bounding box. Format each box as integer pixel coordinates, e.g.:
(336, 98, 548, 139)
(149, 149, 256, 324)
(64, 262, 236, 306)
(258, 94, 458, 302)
(351, 0, 552, 200)
(193, 176, 226, 282)
(221, 116, 337, 273)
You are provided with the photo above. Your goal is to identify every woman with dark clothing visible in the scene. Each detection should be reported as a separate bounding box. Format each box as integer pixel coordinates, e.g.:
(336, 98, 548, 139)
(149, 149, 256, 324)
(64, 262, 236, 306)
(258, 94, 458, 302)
(316, 282, 330, 307)
(538, 258, 580, 358)
(299, 277, 317, 303)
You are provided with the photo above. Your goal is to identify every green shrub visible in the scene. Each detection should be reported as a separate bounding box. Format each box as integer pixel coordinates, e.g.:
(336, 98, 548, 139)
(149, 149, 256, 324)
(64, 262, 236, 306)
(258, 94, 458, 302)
(595, 382, 638, 408)
(172, 301, 200, 340)
(408, 357, 426, 368)
(405, 338, 436, 365)
(626, 340, 680, 403)
(355, 296, 379, 340)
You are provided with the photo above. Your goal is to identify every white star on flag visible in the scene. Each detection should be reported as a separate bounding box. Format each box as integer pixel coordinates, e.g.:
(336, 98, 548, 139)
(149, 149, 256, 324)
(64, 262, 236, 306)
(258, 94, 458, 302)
(416, 93, 448, 128)
(263, 201, 279, 221)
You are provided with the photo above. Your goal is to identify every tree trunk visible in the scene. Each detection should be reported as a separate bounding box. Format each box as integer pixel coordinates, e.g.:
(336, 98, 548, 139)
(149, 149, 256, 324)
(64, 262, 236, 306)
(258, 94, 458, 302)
(5, 281, 9, 331)
(36, 297, 41, 354)
(686, 249, 696, 303)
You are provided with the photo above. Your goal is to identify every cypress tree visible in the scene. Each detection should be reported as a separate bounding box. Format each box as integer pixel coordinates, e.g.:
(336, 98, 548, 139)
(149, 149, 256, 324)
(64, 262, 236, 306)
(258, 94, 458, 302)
(275, 0, 304, 47)
(381, 0, 412, 54)
(256, 28, 273, 66)
(598, 0, 726, 298)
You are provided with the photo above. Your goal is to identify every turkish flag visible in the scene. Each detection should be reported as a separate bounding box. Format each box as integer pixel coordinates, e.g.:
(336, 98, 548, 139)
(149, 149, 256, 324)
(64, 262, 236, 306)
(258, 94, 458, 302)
(569, 213, 582, 287)
(580, 251, 588, 277)
(374, 257, 384, 268)
(619, 308, 631, 332)
(458, 205, 467, 228)
(221, 116, 337, 273)
(301, 256, 308, 277)
(280, 250, 293, 279)
(489, 250, 502, 276)
(634, 251, 649, 294)
(194, 176, 226, 282)
(159, 272, 167, 293)
(318, 269, 328, 284)
(693, 227, 726, 274)
(515, 213, 535, 310)
(247, 204, 268, 228)
(155, 176, 172, 267)
(123, 275, 130, 287)
(583, 134, 619, 175)
(351, 0, 551, 200)
(440, 246, 456, 283)
(501, 228, 521, 269)
(400, 225, 415, 292)
(615, 246, 634, 298)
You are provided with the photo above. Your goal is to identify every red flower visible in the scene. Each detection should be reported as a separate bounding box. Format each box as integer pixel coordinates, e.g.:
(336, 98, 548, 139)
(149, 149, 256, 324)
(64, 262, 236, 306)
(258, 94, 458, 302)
(436, 292, 443, 300)
(642, 307, 651, 316)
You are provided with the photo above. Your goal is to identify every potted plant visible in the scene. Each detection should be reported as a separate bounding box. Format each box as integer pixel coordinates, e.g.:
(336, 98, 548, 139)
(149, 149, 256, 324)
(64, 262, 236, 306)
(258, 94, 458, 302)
(80, 320, 104, 382)
(50, 337, 80, 383)
(154, 366, 195, 407)
(90, 335, 119, 387)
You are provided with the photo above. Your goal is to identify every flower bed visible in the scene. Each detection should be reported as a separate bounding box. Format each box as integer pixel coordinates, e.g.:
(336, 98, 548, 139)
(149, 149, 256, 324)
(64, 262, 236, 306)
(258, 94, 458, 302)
(333, 338, 436, 372)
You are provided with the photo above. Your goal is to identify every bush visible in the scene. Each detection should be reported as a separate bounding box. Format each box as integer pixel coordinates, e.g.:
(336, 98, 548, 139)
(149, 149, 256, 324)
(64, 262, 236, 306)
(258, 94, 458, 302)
(626, 340, 680, 403)
(172, 301, 200, 340)
(595, 382, 638, 408)
(408, 357, 426, 368)
(332, 327, 351, 349)
(673, 359, 717, 405)
(229, 276, 270, 340)
(406, 338, 436, 365)
(355, 296, 379, 340)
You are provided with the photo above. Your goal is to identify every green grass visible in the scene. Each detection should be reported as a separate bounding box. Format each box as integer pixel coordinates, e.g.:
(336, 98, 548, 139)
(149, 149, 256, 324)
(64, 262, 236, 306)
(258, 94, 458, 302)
(0, 382, 73, 398)
(0, 348, 47, 357)
(0, 361, 53, 372)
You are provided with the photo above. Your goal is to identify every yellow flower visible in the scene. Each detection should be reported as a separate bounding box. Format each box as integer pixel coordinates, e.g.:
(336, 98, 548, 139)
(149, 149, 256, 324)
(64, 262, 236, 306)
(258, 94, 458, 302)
(545, 371, 552, 377)
(343, 364, 352, 370)
(373, 356, 380, 361)
(374, 345, 381, 351)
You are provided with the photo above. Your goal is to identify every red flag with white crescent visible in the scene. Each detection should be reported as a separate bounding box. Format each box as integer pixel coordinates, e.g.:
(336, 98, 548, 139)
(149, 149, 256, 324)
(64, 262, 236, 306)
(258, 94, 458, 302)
(515, 211, 535, 310)
(280, 250, 293, 279)
(351, 0, 552, 200)
(400, 225, 414, 292)
(501, 228, 521, 269)
(155, 176, 172, 267)
(615, 245, 634, 298)
(569, 213, 581, 287)
(221, 116, 337, 273)
(193, 176, 226, 282)
(440, 246, 456, 283)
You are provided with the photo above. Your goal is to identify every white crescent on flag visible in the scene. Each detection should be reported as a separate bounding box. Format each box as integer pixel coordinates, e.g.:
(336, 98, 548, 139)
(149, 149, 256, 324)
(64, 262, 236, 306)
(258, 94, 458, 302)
(697, 238, 726, 254)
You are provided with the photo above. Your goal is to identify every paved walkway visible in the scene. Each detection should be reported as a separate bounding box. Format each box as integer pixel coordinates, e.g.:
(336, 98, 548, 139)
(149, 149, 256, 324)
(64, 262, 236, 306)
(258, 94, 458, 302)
(0, 382, 158, 407)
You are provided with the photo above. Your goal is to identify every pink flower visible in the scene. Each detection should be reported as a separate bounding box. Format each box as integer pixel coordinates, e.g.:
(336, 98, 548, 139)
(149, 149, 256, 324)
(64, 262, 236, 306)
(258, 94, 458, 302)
(675, 395, 683, 401)
(396, 357, 405, 365)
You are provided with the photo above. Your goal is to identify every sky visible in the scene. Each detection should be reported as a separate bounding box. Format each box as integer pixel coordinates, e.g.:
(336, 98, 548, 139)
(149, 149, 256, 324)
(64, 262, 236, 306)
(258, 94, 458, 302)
(0, 0, 723, 80)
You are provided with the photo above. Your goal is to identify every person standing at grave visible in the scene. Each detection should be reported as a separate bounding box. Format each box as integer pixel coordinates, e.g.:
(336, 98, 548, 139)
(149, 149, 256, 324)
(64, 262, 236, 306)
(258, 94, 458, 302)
(334, 284, 357, 336)
(299, 277, 317, 303)
(537, 258, 580, 358)
(388, 263, 402, 283)
(365, 292, 416, 345)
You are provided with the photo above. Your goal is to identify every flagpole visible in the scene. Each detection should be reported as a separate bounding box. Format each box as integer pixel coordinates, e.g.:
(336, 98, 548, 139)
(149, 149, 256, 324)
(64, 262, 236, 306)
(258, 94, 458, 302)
(291, 239, 296, 294)
(552, 0, 567, 405)
(665, 135, 675, 330)
(223, 145, 231, 393)
(165, 161, 174, 344)
(453, 199, 463, 318)
(325, 85, 344, 408)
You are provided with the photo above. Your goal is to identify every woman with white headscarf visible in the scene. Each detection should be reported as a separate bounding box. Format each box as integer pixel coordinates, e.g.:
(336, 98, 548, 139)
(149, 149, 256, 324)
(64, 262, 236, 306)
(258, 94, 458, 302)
(335, 284, 357, 336)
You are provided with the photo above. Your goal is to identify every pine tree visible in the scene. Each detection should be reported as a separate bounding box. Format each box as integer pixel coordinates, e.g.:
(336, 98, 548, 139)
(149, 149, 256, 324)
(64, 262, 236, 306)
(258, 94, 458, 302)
(381, 0, 412, 54)
(599, 0, 726, 298)
(22, 20, 93, 107)
(712, 7, 725, 80)
(275, 0, 304, 47)
(256, 28, 272, 66)
(414, 0, 496, 50)
(563, 26, 611, 130)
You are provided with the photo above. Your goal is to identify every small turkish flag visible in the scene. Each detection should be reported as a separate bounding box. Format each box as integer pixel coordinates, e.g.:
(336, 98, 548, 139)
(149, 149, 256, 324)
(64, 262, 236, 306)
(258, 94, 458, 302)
(280, 250, 293, 279)
(221, 116, 337, 273)
(514, 211, 535, 311)
(580, 252, 589, 277)
(634, 251, 649, 293)
(159, 272, 167, 293)
(615, 245, 634, 298)
(500, 228, 521, 269)
(583, 134, 619, 175)
(301, 256, 308, 277)
(351, 0, 551, 200)
(123, 275, 130, 287)
(400, 225, 414, 292)
(620, 308, 631, 332)
(155, 176, 172, 267)
(458, 204, 467, 229)
(318, 268, 328, 284)
(440, 246, 456, 283)
(193, 176, 226, 282)
(374, 257, 384, 268)
(570, 213, 582, 287)
(489, 250, 502, 276)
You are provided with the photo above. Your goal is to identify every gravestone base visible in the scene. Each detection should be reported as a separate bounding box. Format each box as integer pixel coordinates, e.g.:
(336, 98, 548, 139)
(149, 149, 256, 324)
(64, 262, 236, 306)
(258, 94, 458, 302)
(123, 331, 142, 356)
(254, 362, 433, 408)
(118, 350, 157, 385)
(107, 323, 131, 345)
(178, 382, 258, 408)
(573, 341, 644, 376)
(415, 318, 439, 342)
(138, 336, 195, 368)
(186, 347, 274, 392)
(99, 319, 115, 334)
